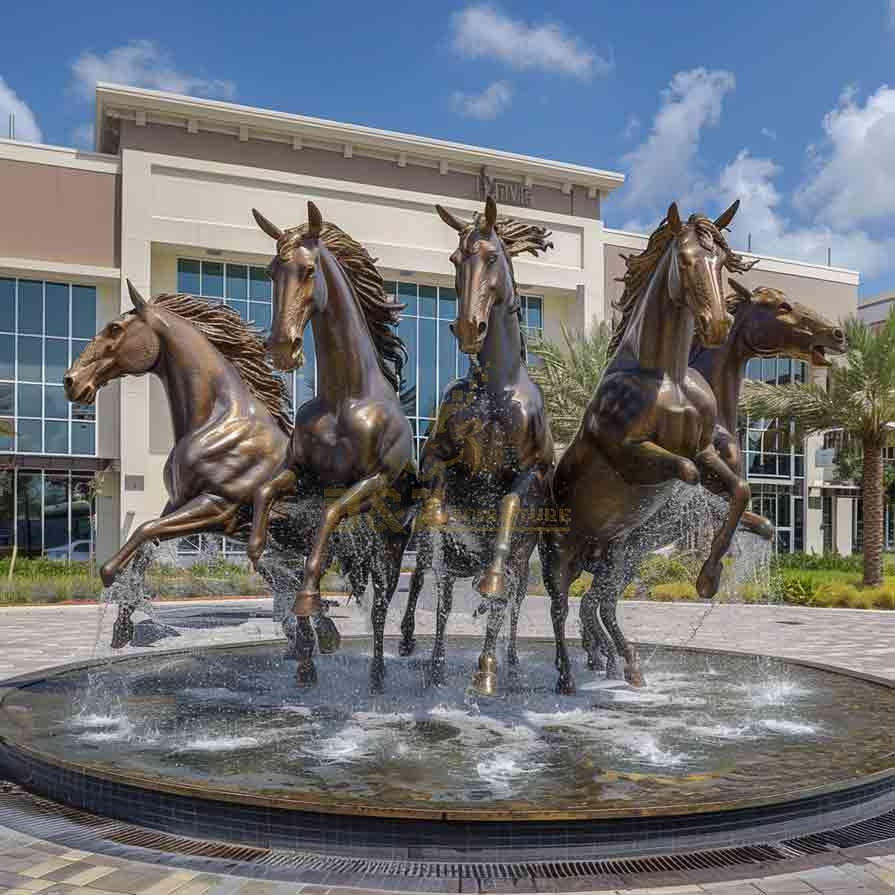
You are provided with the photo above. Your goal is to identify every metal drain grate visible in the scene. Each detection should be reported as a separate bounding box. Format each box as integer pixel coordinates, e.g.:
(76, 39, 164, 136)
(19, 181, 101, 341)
(0, 783, 894, 884)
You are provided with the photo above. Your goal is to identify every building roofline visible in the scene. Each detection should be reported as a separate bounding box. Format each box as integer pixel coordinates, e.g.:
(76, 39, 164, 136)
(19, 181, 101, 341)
(0, 137, 119, 172)
(95, 83, 625, 194)
(859, 293, 895, 308)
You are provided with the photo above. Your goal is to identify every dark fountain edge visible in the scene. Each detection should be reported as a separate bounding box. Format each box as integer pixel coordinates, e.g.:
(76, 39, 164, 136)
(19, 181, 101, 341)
(1, 636, 894, 861)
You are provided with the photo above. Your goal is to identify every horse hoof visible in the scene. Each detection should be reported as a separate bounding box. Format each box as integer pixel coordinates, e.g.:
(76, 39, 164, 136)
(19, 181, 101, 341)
(295, 664, 318, 688)
(472, 670, 498, 696)
(293, 591, 322, 617)
(696, 563, 722, 600)
(477, 569, 505, 597)
(398, 637, 416, 657)
(315, 617, 341, 654)
(625, 667, 646, 688)
(110, 622, 134, 650)
(555, 675, 576, 695)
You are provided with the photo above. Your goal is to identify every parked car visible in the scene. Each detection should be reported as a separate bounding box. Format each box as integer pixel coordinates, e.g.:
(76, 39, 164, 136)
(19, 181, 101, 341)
(45, 540, 92, 562)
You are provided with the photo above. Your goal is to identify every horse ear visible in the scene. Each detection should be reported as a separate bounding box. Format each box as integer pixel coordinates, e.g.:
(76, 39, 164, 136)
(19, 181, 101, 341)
(726, 277, 752, 312)
(714, 199, 740, 231)
(435, 204, 467, 232)
(126, 279, 147, 314)
(482, 195, 498, 235)
(667, 202, 682, 234)
(252, 208, 283, 242)
(307, 201, 323, 238)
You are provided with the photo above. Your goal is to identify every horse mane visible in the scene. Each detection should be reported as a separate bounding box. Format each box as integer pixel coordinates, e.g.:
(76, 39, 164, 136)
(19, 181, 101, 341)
(608, 213, 756, 357)
(277, 221, 406, 393)
(150, 292, 293, 434)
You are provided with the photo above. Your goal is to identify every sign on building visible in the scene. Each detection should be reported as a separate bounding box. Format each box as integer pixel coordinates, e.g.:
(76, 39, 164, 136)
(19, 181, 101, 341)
(479, 170, 532, 208)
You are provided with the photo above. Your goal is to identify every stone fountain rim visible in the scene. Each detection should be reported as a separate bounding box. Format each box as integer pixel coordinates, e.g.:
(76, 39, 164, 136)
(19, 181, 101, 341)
(1, 636, 893, 824)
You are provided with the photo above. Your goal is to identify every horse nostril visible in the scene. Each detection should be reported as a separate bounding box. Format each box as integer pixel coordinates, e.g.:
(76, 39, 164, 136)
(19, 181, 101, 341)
(62, 375, 74, 391)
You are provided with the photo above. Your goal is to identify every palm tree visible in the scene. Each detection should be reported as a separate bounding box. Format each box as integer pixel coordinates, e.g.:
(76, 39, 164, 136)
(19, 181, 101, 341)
(741, 311, 895, 586)
(528, 319, 612, 445)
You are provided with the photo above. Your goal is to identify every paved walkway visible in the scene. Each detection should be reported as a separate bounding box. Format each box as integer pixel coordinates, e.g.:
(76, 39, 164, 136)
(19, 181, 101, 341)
(1, 592, 894, 893)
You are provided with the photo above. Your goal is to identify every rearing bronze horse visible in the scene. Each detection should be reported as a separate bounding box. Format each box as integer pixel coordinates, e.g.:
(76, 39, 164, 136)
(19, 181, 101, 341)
(541, 201, 756, 693)
(408, 197, 554, 695)
(247, 201, 415, 691)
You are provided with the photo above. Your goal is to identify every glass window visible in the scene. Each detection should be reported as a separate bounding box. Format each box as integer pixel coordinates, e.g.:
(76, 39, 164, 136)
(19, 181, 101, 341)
(44, 386, 68, 419)
(17, 280, 42, 334)
(418, 318, 438, 418)
(72, 401, 95, 422)
(250, 302, 271, 332)
(44, 475, 70, 554)
(0, 384, 12, 416)
(17, 337, 42, 382)
(16, 472, 42, 557)
(71, 477, 94, 543)
(71, 422, 95, 455)
(17, 383, 42, 417)
(0, 470, 12, 556)
(226, 264, 248, 301)
(44, 420, 68, 454)
(202, 262, 224, 298)
(0, 334, 13, 379)
(71, 340, 90, 366)
(178, 259, 201, 294)
(398, 315, 416, 417)
(17, 419, 42, 452)
(0, 420, 12, 452)
(44, 283, 69, 338)
(418, 285, 437, 318)
(0, 278, 14, 332)
(71, 286, 96, 339)
(45, 340, 69, 385)
(249, 266, 271, 300)
(228, 300, 249, 323)
(398, 281, 417, 316)
(525, 296, 543, 332)
(438, 320, 456, 399)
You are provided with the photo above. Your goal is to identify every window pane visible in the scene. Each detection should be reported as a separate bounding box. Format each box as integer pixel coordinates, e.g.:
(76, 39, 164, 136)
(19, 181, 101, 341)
(17, 419, 42, 452)
(227, 300, 248, 322)
(297, 328, 316, 406)
(439, 287, 457, 320)
(439, 319, 456, 400)
(418, 285, 437, 318)
(45, 385, 68, 419)
(0, 334, 13, 379)
(71, 478, 94, 543)
(45, 420, 68, 454)
(745, 358, 760, 381)
(71, 422, 95, 455)
(761, 357, 776, 384)
(18, 382, 42, 417)
(0, 278, 14, 332)
(16, 472, 42, 557)
(72, 401, 95, 422)
(45, 283, 69, 338)
(418, 318, 437, 419)
(398, 316, 416, 417)
(398, 281, 417, 316)
(71, 340, 90, 366)
(18, 280, 42, 334)
(0, 419, 12, 451)
(0, 384, 12, 415)
(526, 296, 543, 331)
(178, 259, 201, 294)
(382, 280, 396, 297)
(44, 475, 70, 554)
(249, 267, 271, 300)
(226, 264, 248, 300)
(71, 286, 96, 339)
(17, 336, 42, 382)
(202, 261, 224, 297)
(250, 302, 271, 332)
(45, 340, 69, 385)
(0, 471, 11, 557)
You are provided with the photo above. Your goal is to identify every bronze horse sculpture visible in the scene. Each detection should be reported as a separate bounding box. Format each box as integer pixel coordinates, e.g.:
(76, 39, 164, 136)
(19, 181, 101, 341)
(402, 196, 555, 695)
(578, 280, 847, 674)
(62, 284, 345, 651)
(247, 201, 416, 691)
(540, 201, 757, 693)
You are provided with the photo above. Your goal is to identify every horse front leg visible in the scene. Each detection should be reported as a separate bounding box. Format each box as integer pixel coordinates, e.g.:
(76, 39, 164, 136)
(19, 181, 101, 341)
(399, 534, 430, 657)
(247, 468, 297, 566)
(296, 472, 389, 617)
(428, 572, 455, 687)
(368, 523, 411, 693)
(580, 577, 614, 673)
(693, 447, 751, 599)
(506, 560, 530, 673)
(540, 535, 578, 695)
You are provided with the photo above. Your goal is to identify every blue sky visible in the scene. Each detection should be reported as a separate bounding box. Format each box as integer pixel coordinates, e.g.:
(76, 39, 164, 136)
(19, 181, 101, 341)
(1, 0, 894, 297)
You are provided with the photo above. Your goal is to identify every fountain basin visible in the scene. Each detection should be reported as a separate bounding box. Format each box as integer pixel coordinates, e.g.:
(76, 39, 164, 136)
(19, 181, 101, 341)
(1, 637, 894, 857)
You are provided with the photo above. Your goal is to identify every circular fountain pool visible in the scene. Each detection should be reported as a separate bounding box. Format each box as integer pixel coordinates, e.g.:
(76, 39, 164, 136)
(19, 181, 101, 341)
(1, 636, 894, 833)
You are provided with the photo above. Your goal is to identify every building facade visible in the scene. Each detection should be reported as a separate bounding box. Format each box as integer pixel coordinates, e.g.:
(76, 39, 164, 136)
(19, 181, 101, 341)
(0, 84, 861, 562)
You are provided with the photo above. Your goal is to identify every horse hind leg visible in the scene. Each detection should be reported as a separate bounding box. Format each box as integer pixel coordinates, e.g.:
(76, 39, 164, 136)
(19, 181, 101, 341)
(428, 572, 455, 687)
(599, 594, 644, 687)
(581, 580, 614, 673)
(541, 536, 577, 695)
(399, 538, 430, 657)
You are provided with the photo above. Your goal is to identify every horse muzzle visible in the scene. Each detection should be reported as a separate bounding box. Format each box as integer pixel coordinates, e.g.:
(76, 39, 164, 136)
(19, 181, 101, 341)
(267, 335, 305, 372)
(452, 319, 487, 355)
(62, 373, 96, 405)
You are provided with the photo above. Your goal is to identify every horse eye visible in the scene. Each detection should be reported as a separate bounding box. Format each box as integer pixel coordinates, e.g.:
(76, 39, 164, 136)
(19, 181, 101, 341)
(778, 303, 793, 314)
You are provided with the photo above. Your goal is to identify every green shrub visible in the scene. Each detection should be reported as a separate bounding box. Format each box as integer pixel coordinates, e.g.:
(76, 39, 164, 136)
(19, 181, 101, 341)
(569, 573, 593, 599)
(637, 553, 698, 588)
(650, 581, 698, 602)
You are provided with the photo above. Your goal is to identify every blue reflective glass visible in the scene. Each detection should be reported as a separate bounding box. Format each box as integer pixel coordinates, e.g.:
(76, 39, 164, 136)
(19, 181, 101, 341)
(418, 285, 437, 318)
(71, 422, 95, 455)
(438, 320, 456, 400)
(202, 262, 224, 298)
(250, 302, 271, 332)
(18, 382, 42, 416)
(44, 475, 70, 549)
(0, 278, 14, 332)
(71, 340, 90, 367)
(17, 419, 42, 452)
(44, 420, 68, 454)
(418, 318, 437, 419)
(398, 317, 416, 416)
(71, 286, 96, 339)
(398, 281, 417, 316)
(17, 337, 42, 382)
(745, 358, 760, 381)
(249, 267, 271, 300)
(72, 401, 95, 421)
(526, 297, 543, 330)
(45, 283, 69, 338)
(178, 259, 201, 294)
(296, 328, 316, 407)
(227, 300, 249, 322)
(0, 383, 13, 415)
(44, 386, 68, 419)
(45, 340, 68, 385)
(16, 472, 42, 554)
(382, 280, 396, 297)
(226, 265, 248, 300)
(18, 281, 42, 334)
(438, 287, 456, 320)
(0, 334, 13, 380)
(0, 420, 11, 451)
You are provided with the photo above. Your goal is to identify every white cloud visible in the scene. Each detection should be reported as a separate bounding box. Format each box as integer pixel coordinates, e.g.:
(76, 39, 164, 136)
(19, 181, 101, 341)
(0, 76, 42, 143)
(794, 84, 895, 228)
(71, 123, 94, 150)
(717, 149, 894, 275)
(622, 115, 640, 140)
(450, 5, 610, 79)
(620, 68, 735, 213)
(761, 126, 777, 140)
(451, 81, 512, 119)
(71, 40, 235, 100)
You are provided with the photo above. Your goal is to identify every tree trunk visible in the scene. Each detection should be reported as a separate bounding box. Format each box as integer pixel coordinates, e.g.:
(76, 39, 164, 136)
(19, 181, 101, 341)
(862, 436, 885, 587)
